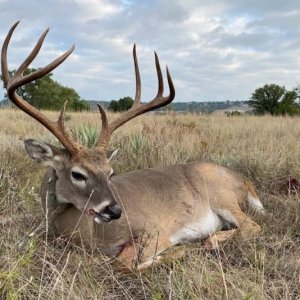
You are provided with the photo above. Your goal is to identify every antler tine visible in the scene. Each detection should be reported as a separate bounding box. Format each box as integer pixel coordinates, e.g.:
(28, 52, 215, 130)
(154, 51, 164, 98)
(10, 45, 75, 91)
(97, 104, 108, 131)
(132, 44, 141, 108)
(97, 104, 109, 153)
(14, 28, 49, 78)
(166, 65, 175, 103)
(1, 21, 20, 87)
(96, 47, 175, 153)
(2, 22, 85, 156)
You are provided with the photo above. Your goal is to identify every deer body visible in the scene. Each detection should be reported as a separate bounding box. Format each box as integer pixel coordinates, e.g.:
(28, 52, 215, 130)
(2, 22, 264, 271)
(41, 161, 262, 270)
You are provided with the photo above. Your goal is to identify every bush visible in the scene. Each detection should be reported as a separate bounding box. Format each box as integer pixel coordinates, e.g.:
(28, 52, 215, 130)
(108, 97, 134, 112)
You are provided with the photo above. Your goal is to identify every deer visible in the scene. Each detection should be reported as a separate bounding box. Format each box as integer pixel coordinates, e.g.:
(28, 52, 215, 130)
(2, 21, 265, 271)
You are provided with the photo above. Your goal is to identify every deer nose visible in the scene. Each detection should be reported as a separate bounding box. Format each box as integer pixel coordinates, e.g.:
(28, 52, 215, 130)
(107, 204, 122, 219)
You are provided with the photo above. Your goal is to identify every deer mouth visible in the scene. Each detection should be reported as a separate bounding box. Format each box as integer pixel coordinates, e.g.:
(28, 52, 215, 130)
(87, 208, 111, 223)
(87, 204, 122, 223)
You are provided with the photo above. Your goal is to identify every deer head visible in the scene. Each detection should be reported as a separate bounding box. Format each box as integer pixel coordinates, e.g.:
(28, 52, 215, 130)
(1, 21, 175, 224)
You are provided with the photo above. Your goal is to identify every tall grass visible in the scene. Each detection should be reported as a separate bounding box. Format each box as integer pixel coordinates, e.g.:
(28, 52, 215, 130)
(0, 108, 299, 299)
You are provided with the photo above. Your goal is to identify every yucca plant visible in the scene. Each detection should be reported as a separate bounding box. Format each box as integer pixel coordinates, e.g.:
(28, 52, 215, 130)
(129, 133, 149, 153)
(72, 124, 99, 149)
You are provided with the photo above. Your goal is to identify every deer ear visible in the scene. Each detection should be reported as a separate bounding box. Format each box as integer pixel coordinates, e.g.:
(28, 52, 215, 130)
(24, 139, 66, 168)
(107, 149, 118, 162)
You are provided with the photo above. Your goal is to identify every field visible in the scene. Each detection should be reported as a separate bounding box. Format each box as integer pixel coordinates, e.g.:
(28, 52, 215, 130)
(0, 108, 299, 299)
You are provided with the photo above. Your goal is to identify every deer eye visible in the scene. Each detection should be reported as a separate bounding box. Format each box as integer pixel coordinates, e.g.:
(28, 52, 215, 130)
(71, 171, 87, 181)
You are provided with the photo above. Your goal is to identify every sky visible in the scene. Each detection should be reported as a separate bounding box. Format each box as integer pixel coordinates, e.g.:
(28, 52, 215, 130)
(0, 0, 300, 102)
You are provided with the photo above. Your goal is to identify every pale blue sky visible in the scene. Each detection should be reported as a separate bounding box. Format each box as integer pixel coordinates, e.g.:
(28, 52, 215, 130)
(0, 0, 300, 102)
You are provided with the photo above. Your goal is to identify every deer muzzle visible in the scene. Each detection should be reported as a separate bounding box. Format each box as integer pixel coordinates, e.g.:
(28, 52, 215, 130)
(88, 204, 122, 224)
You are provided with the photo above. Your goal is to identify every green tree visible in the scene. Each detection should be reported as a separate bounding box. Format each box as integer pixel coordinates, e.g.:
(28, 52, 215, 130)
(107, 100, 119, 112)
(275, 90, 300, 116)
(108, 96, 134, 112)
(249, 84, 299, 116)
(1, 68, 89, 111)
(293, 83, 300, 103)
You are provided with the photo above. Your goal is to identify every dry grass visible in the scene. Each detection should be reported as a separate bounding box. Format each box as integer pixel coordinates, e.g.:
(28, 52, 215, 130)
(0, 108, 299, 299)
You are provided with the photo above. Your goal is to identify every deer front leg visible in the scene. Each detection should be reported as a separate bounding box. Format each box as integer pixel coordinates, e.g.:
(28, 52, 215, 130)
(116, 234, 178, 272)
(203, 229, 238, 256)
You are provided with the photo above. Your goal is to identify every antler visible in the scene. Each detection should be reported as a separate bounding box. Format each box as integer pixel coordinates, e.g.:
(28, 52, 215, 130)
(2, 22, 175, 157)
(1, 21, 85, 156)
(96, 44, 175, 153)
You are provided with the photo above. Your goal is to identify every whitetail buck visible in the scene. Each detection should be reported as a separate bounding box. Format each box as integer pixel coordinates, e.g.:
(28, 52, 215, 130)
(2, 22, 264, 271)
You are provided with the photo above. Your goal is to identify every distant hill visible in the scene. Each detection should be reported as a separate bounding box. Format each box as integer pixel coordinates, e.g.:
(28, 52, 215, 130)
(87, 100, 110, 111)
(1, 99, 251, 114)
(211, 103, 251, 115)
(169, 100, 250, 113)
(87, 100, 251, 113)
(0, 99, 107, 110)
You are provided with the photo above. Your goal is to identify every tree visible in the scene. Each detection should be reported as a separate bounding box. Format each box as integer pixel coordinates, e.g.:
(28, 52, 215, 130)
(108, 97, 134, 112)
(0, 68, 89, 111)
(275, 90, 300, 116)
(293, 83, 300, 103)
(107, 100, 119, 112)
(249, 84, 299, 116)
